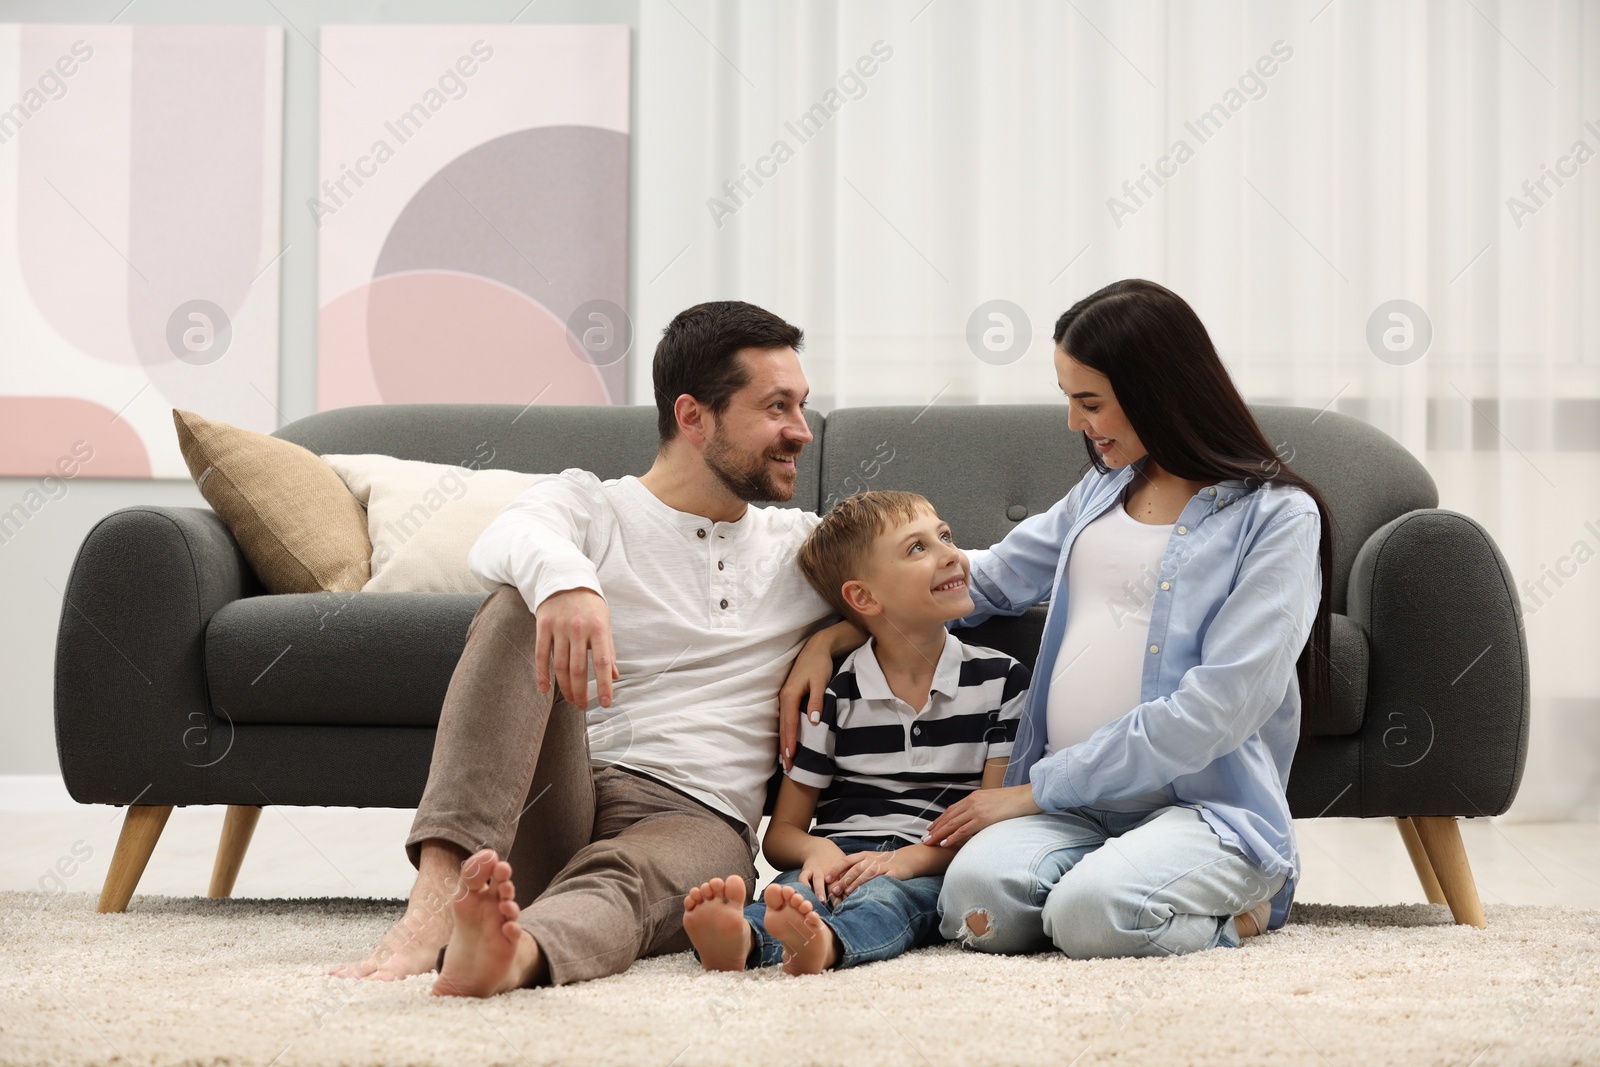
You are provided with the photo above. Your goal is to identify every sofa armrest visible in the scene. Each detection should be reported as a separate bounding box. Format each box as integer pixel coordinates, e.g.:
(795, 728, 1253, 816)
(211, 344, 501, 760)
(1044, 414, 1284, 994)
(1346, 508, 1530, 817)
(54, 506, 260, 805)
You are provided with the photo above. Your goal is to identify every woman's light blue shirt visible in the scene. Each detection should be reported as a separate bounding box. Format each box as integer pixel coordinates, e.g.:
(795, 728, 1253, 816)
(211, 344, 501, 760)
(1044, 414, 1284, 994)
(955, 459, 1323, 926)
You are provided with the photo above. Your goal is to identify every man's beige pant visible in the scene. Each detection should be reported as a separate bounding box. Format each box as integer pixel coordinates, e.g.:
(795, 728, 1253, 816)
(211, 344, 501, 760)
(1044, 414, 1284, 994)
(405, 585, 758, 986)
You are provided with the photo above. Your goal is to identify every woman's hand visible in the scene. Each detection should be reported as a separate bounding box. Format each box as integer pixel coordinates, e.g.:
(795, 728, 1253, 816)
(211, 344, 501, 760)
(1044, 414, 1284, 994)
(777, 620, 868, 770)
(922, 784, 1042, 848)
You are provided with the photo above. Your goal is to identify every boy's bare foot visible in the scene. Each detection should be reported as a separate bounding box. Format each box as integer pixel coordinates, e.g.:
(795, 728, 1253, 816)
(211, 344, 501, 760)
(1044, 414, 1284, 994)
(682, 876, 754, 971)
(762, 884, 839, 975)
(431, 849, 545, 997)
(331, 848, 462, 980)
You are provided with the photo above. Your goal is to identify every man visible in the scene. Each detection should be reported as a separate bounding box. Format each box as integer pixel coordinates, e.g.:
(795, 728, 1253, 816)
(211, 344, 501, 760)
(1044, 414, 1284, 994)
(334, 301, 835, 995)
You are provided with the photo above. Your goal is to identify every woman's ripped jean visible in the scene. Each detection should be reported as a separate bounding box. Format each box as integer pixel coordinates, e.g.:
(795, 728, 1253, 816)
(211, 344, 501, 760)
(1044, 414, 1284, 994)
(938, 805, 1287, 958)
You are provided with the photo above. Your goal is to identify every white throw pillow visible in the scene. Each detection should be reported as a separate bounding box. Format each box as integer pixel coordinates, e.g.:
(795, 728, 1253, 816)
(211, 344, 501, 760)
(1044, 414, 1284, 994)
(321, 454, 545, 593)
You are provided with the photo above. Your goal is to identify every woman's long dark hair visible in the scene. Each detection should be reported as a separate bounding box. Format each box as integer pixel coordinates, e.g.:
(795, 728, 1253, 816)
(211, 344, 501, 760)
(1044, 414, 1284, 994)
(1054, 278, 1334, 746)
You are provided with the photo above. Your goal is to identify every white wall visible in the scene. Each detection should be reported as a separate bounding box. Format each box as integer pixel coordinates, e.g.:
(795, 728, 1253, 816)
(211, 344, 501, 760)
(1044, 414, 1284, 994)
(629, 0, 1600, 821)
(4, 0, 1596, 821)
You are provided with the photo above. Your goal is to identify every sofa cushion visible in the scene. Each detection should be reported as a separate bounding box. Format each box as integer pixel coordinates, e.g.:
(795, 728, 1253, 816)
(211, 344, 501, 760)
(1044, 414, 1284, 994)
(173, 409, 371, 594)
(959, 607, 1049, 671)
(206, 592, 483, 726)
(202, 592, 1367, 734)
(1308, 613, 1369, 736)
(322, 454, 546, 593)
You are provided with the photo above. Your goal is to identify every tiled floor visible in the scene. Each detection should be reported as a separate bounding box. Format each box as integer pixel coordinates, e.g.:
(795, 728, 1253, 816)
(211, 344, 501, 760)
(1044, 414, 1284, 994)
(3, 805, 1598, 910)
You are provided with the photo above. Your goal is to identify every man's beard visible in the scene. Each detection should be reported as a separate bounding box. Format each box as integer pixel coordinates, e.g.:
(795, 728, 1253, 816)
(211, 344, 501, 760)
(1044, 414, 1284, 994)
(704, 428, 800, 503)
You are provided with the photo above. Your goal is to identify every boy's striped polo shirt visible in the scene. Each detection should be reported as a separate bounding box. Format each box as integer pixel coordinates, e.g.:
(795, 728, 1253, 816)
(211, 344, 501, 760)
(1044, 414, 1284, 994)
(788, 633, 1030, 844)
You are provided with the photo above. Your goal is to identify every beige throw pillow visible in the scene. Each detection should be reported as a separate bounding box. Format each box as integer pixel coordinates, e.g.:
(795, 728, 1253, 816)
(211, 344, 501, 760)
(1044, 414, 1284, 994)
(321, 454, 546, 593)
(172, 409, 372, 594)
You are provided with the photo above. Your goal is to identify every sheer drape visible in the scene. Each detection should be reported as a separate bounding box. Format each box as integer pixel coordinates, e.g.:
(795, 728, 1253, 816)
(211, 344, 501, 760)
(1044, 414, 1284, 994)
(634, 0, 1600, 820)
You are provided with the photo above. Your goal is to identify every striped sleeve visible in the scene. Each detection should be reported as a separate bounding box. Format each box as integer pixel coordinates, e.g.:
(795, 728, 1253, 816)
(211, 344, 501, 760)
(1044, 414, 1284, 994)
(984, 660, 1031, 762)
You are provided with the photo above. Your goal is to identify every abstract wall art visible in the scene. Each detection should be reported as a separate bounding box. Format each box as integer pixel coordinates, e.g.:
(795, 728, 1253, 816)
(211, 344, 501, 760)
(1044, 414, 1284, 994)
(316, 25, 631, 412)
(0, 25, 285, 479)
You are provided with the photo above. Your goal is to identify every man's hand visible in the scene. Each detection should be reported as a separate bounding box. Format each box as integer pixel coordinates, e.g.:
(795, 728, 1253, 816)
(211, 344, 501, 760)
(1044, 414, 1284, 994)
(533, 588, 619, 711)
(797, 839, 848, 901)
(778, 620, 868, 770)
(921, 784, 1042, 848)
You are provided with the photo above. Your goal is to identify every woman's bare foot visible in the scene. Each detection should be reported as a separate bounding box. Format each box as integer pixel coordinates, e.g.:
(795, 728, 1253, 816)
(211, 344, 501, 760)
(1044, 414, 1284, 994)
(762, 884, 839, 975)
(1234, 900, 1272, 940)
(683, 876, 754, 971)
(431, 849, 544, 997)
(331, 862, 460, 980)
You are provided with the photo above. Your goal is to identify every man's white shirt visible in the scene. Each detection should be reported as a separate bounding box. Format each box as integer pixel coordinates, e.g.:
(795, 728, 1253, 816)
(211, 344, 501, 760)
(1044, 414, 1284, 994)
(467, 469, 831, 846)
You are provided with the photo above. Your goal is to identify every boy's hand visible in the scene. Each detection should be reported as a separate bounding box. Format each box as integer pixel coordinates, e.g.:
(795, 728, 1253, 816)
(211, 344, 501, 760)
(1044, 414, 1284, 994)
(824, 848, 912, 902)
(922, 784, 1042, 848)
(798, 840, 848, 901)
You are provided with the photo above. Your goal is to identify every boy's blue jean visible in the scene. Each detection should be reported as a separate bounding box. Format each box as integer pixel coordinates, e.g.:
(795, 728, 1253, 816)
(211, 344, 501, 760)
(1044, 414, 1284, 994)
(938, 805, 1287, 958)
(746, 835, 944, 970)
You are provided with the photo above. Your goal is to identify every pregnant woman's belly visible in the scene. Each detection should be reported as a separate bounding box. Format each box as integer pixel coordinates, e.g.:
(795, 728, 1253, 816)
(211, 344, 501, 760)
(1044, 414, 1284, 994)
(1043, 499, 1173, 812)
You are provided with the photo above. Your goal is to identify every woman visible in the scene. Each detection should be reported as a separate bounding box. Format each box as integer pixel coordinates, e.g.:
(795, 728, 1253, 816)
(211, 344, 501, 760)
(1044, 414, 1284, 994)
(780, 278, 1332, 958)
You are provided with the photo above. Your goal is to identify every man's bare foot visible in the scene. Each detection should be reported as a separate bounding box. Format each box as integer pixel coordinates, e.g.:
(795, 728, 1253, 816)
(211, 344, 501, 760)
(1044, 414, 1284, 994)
(331, 879, 457, 980)
(762, 884, 839, 975)
(683, 876, 754, 971)
(431, 849, 544, 997)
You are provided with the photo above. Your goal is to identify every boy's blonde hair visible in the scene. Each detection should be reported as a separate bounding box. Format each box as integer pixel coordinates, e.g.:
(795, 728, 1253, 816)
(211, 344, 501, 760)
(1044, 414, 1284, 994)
(799, 490, 933, 623)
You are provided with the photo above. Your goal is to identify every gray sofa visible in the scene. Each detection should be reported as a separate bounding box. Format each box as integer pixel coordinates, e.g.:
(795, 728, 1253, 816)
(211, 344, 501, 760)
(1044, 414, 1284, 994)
(55, 403, 1529, 924)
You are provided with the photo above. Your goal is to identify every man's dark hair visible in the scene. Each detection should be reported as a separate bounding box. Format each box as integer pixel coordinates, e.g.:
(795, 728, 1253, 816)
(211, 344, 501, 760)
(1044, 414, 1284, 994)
(653, 301, 804, 445)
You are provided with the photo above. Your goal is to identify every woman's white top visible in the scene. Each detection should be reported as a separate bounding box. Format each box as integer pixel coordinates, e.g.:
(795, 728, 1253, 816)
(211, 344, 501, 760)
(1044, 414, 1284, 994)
(1044, 492, 1173, 809)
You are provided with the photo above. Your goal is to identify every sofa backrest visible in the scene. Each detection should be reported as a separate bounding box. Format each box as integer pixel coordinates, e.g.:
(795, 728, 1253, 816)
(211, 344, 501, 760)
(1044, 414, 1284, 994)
(272, 403, 825, 511)
(274, 401, 1437, 616)
(1250, 405, 1437, 614)
(823, 404, 1437, 615)
(820, 405, 1082, 560)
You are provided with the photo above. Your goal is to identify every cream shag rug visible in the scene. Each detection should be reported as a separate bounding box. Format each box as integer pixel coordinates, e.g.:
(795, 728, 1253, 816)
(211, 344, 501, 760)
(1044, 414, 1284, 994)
(2, 892, 1598, 1067)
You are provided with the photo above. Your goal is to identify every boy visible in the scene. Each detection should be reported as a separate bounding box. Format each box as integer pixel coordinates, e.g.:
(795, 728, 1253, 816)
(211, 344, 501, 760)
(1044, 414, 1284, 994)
(682, 491, 1031, 974)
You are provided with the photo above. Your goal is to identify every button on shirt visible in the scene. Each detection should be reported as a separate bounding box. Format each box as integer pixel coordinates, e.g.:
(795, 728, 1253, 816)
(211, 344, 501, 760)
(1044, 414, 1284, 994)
(467, 469, 832, 845)
(788, 634, 1030, 844)
(955, 460, 1322, 928)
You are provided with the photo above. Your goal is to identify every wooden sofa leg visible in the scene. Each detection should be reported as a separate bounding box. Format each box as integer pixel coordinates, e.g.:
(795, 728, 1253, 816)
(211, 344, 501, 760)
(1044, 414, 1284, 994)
(98, 805, 174, 913)
(208, 805, 263, 899)
(1412, 816, 1487, 928)
(1396, 817, 1448, 905)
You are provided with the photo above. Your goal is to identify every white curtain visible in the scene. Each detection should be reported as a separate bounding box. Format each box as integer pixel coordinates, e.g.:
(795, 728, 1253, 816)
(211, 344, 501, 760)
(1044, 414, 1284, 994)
(634, 0, 1600, 821)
